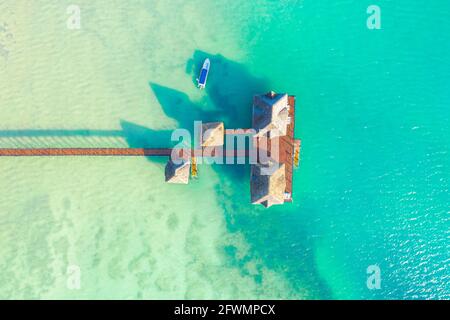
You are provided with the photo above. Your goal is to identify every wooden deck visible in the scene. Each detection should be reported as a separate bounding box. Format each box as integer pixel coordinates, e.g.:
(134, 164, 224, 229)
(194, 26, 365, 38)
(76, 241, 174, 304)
(250, 95, 297, 203)
(283, 95, 296, 202)
(294, 139, 301, 167)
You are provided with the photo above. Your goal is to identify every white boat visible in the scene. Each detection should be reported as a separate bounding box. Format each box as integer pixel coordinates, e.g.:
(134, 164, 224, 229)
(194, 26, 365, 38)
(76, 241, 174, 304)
(197, 58, 210, 89)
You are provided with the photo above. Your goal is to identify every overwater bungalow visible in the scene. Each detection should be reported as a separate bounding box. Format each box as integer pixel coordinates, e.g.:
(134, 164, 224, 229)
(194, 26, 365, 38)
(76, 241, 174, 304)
(165, 159, 191, 184)
(250, 92, 298, 207)
(251, 163, 286, 208)
(253, 91, 290, 138)
(200, 122, 225, 147)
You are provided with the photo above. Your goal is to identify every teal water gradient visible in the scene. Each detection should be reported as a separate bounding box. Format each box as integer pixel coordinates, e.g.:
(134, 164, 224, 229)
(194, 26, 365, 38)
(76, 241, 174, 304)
(0, 0, 448, 299)
(202, 0, 450, 299)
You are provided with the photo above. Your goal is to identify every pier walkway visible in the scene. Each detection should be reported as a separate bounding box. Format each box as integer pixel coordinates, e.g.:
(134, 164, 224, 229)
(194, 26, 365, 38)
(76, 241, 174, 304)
(0, 95, 300, 206)
(0, 147, 253, 158)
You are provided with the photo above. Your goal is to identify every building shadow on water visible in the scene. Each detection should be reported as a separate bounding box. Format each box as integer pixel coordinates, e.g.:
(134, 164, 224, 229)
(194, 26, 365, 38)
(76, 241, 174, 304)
(0, 129, 126, 150)
(149, 83, 222, 127)
(143, 83, 248, 181)
(187, 50, 270, 128)
(139, 51, 272, 180)
(0, 129, 124, 138)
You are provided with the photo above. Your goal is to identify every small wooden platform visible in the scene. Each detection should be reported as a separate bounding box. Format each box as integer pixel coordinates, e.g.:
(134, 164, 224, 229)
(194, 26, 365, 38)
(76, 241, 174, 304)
(283, 95, 297, 202)
(294, 139, 301, 167)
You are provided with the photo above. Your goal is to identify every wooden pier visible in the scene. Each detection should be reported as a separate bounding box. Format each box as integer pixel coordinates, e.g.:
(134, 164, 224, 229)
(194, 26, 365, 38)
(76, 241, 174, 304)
(0, 147, 250, 158)
(0, 92, 301, 207)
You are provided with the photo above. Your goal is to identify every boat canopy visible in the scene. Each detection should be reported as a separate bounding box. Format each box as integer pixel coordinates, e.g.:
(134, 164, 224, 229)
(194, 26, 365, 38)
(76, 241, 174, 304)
(199, 69, 208, 85)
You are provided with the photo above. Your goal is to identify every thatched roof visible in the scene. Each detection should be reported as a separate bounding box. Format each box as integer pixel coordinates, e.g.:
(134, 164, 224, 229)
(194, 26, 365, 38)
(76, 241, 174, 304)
(201, 122, 224, 147)
(250, 163, 286, 208)
(253, 92, 289, 138)
(165, 159, 190, 184)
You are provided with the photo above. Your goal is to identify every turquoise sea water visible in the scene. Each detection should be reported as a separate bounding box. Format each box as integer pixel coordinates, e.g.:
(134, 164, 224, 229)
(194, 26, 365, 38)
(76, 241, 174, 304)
(0, 1, 449, 299)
